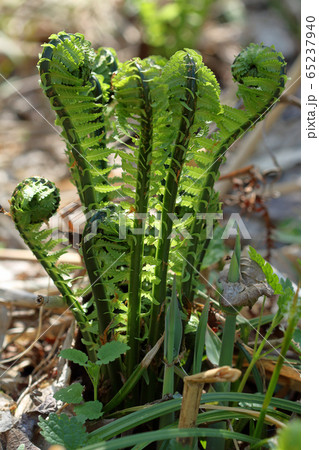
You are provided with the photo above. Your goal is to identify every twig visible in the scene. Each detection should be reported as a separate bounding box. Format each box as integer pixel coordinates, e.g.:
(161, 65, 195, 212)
(280, 94, 301, 108)
(0, 288, 66, 309)
(32, 323, 67, 376)
(16, 373, 48, 406)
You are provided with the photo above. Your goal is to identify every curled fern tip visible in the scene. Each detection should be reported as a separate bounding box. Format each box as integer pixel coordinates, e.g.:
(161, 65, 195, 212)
(10, 177, 60, 226)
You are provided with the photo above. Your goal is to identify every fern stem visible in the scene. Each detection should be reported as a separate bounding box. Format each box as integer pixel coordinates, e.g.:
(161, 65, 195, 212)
(181, 148, 224, 308)
(82, 212, 124, 393)
(182, 50, 287, 307)
(149, 54, 197, 347)
(127, 63, 153, 376)
(15, 224, 96, 362)
(39, 34, 102, 211)
(82, 222, 112, 337)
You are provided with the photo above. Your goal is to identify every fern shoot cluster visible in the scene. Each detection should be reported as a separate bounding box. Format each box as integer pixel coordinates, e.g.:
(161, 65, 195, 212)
(9, 31, 287, 405)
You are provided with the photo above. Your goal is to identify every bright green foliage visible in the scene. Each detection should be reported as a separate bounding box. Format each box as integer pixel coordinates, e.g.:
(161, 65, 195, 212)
(73, 401, 104, 423)
(10, 178, 64, 268)
(10, 176, 60, 226)
(39, 31, 118, 210)
(181, 44, 287, 309)
(59, 349, 89, 366)
(54, 382, 84, 404)
(59, 343, 130, 401)
(96, 341, 130, 365)
(38, 414, 89, 449)
(10, 177, 97, 361)
(249, 246, 283, 295)
(275, 420, 301, 450)
(277, 278, 297, 316)
(82, 208, 131, 338)
(9, 33, 289, 430)
(149, 48, 223, 345)
(249, 247, 300, 322)
(59, 348, 101, 400)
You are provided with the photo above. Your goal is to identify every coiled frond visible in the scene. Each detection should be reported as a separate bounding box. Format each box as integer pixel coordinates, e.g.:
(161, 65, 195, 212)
(181, 44, 287, 307)
(31, 36, 287, 382)
(10, 177, 97, 360)
(149, 49, 223, 345)
(39, 31, 119, 210)
(11, 176, 60, 226)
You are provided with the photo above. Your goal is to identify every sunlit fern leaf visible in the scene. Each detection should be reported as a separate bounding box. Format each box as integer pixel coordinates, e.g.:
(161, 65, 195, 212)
(180, 44, 287, 307)
(93, 47, 119, 104)
(38, 32, 119, 210)
(81, 207, 131, 335)
(10, 177, 96, 357)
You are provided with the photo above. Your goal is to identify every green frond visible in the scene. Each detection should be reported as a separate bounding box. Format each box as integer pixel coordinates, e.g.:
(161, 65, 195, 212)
(10, 177, 60, 226)
(32, 34, 288, 386)
(149, 48, 224, 345)
(180, 43, 287, 308)
(82, 208, 131, 336)
(93, 47, 119, 103)
(10, 177, 96, 360)
(38, 31, 119, 210)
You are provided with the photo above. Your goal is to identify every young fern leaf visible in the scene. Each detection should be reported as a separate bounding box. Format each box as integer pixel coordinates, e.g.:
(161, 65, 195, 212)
(181, 44, 287, 307)
(163, 53, 223, 300)
(81, 206, 131, 392)
(93, 47, 118, 104)
(10, 177, 96, 361)
(30, 35, 289, 408)
(82, 208, 131, 338)
(112, 58, 165, 374)
(38, 31, 118, 210)
(149, 49, 222, 347)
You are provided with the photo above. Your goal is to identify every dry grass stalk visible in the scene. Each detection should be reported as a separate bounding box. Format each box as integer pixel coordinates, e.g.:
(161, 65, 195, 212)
(177, 366, 241, 446)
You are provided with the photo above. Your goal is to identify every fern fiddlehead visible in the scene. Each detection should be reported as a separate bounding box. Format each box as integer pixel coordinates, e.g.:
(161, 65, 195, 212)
(18, 35, 289, 409)
(148, 51, 197, 347)
(10, 177, 97, 361)
(181, 44, 287, 308)
(39, 31, 118, 210)
(11, 177, 60, 226)
(112, 59, 158, 374)
(82, 207, 130, 336)
(38, 32, 122, 355)
(149, 49, 222, 347)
